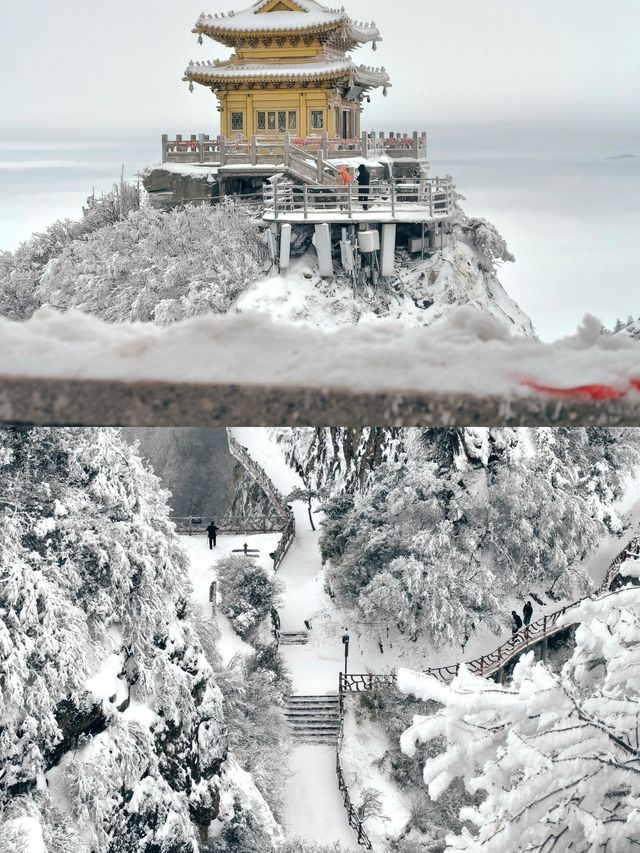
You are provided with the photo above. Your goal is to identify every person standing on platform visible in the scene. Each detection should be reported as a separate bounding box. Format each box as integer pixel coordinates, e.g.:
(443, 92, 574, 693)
(357, 163, 371, 211)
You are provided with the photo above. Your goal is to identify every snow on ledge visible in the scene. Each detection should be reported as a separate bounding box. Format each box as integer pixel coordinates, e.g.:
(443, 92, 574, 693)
(1, 308, 639, 399)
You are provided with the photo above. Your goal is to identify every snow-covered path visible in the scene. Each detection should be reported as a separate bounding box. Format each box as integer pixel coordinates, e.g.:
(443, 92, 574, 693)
(230, 428, 359, 849)
(182, 531, 280, 664)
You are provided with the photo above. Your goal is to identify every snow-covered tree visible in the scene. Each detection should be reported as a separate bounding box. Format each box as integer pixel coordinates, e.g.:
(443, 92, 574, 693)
(319, 428, 640, 646)
(216, 554, 283, 640)
(0, 427, 239, 850)
(398, 562, 640, 852)
(35, 201, 263, 323)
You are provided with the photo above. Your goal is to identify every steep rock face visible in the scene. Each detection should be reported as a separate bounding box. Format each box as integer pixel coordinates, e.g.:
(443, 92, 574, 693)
(0, 428, 274, 852)
(121, 427, 236, 518)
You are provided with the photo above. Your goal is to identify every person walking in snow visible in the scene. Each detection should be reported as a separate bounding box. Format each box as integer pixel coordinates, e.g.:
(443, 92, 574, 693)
(523, 601, 534, 626)
(511, 611, 523, 636)
(357, 163, 371, 211)
(206, 521, 219, 550)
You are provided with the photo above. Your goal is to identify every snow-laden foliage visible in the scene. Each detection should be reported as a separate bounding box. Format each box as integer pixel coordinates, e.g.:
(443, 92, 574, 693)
(319, 428, 640, 646)
(399, 565, 640, 852)
(0, 428, 229, 850)
(0, 184, 139, 321)
(216, 554, 283, 640)
(215, 646, 292, 820)
(35, 202, 263, 324)
(613, 315, 640, 340)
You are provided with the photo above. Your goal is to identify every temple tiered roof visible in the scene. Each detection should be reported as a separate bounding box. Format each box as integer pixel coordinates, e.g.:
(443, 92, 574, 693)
(194, 0, 381, 49)
(185, 57, 390, 90)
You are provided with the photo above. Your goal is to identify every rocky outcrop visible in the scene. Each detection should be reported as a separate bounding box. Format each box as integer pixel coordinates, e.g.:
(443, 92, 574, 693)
(143, 165, 222, 208)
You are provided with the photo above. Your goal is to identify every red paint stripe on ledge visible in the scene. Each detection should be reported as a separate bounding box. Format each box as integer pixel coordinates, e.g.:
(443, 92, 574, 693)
(519, 379, 629, 401)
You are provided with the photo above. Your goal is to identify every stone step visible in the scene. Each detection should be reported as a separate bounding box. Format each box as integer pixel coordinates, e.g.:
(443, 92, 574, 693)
(292, 731, 340, 743)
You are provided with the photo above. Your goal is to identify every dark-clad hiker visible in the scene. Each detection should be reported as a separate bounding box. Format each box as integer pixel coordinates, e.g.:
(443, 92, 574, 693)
(512, 611, 523, 636)
(523, 601, 534, 626)
(206, 521, 219, 550)
(356, 163, 371, 211)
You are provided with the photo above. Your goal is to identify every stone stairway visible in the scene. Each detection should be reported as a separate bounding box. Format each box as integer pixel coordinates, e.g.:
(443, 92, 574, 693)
(284, 695, 341, 743)
(280, 631, 309, 646)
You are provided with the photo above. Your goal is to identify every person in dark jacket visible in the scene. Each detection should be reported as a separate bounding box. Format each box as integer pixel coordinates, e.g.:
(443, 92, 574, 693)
(356, 164, 371, 211)
(523, 601, 534, 626)
(206, 521, 219, 550)
(512, 611, 523, 636)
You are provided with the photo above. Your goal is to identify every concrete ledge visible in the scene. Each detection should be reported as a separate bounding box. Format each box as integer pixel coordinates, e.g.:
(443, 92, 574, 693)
(2, 376, 640, 427)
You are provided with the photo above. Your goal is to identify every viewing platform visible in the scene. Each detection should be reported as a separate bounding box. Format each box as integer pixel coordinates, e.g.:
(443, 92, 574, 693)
(262, 177, 454, 224)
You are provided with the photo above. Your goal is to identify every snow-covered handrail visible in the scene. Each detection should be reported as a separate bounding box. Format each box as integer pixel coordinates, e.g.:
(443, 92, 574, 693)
(335, 749, 373, 850)
(339, 533, 640, 693)
(171, 514, 284, 535)
(226, 429, 296, 570)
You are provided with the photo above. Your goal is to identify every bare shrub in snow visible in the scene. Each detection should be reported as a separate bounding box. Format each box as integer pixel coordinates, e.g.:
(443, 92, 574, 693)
(399, 565, 640, 852)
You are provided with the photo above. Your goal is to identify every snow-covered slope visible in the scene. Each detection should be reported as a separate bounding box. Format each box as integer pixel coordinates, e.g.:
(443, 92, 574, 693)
(1, 199, 536, 339)
(236, 217, 535, 337)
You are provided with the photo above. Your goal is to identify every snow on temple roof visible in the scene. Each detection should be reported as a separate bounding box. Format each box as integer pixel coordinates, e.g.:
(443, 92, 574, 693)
(185, 58, 390, 88)
(194, 0, 381, 44)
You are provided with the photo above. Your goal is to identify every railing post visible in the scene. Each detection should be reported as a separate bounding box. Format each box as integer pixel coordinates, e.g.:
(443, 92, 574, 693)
(412, 130, 419, 160)
(303, 185, 308, 220)
(219, 135, 227, 166)
(321, 131, 329, 160)
(274, 177, 279, 220)
(251, 135, 258, 166)
(361, 130, 368, 158)
(161, 133, 168, 163)
(391, 179, 396, 218)
(284, 132, 291, 168)
(348, 183, 352, 219)
(199, 133, 205, 164)
(317, 150, 323, 183)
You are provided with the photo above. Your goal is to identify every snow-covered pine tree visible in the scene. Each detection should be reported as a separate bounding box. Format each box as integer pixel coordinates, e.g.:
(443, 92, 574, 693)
(0, 427, 275, 851)
(398, 559, 640, 852)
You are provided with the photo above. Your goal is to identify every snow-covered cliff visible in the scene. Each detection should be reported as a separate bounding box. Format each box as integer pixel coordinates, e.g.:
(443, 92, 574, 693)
(0, 197, 535, 338)
(237, 213, 535, 337)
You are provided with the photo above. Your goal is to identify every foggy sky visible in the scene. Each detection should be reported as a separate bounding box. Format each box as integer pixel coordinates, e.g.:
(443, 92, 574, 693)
(1, 0, 639, 137)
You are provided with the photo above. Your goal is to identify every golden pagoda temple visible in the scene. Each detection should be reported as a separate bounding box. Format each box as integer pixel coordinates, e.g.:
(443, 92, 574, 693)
(184, 0, 391, 140)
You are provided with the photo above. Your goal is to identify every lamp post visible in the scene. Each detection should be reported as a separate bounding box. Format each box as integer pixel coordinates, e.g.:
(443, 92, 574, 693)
(342, 632, 350, 676)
